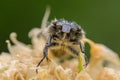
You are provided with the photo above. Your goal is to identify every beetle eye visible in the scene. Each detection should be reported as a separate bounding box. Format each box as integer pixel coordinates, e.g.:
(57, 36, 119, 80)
(57, 25, 62, 30)
(77, 29, 81, 32)
(75, 33, 80, 36)
(52, 25, 56, 30)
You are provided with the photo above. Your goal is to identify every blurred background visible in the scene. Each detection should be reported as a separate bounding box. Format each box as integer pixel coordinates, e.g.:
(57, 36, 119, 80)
(0, 0, 120, 56)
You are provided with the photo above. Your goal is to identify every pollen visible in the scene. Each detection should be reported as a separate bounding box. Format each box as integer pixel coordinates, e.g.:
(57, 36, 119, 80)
(0, 7, 120, 80)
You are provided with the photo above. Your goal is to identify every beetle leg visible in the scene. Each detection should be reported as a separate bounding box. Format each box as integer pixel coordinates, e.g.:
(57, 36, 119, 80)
(78, 41, 88, 66)
(43, 45, 50, 61)
(83, 54, 88, 67)
(79, 41, 85, 53)
(36, 35, 52, 73)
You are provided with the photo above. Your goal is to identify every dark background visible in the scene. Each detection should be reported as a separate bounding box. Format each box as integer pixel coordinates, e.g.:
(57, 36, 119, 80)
(0, 0, 120, 56)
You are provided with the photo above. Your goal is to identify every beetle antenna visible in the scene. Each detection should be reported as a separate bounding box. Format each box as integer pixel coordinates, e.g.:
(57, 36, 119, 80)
(36, 56, 46, 73)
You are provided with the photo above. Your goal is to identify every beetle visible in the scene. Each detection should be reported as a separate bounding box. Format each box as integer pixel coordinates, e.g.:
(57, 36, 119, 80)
(36, 19, 86, 73)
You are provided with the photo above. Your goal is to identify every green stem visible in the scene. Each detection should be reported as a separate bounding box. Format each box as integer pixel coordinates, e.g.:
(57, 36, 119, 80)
(78, 55, 83, 73)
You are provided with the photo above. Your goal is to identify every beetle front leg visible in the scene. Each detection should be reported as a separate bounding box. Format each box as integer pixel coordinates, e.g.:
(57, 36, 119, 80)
(79, 41, 85, 53)
(77, 40, 88, 72)
(36, 35, 52, 73)
(36, 45, 49, 67)
(43, 45, 50, 61)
